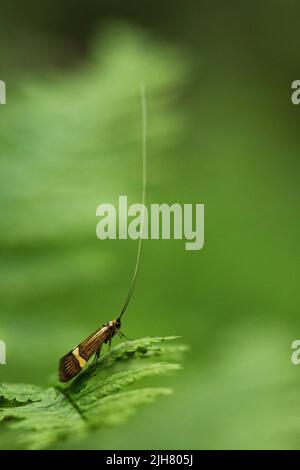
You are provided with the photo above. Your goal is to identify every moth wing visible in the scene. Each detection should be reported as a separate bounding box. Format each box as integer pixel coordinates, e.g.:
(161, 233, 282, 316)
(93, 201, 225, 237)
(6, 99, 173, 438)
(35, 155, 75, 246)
(78, 325, 110, 359)
(59, 352, 81, 382)
(59, 325, 111, 383)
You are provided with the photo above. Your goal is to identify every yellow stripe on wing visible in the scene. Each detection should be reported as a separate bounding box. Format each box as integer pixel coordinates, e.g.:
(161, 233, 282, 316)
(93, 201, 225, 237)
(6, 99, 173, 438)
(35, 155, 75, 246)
(72, 347, 87, 368)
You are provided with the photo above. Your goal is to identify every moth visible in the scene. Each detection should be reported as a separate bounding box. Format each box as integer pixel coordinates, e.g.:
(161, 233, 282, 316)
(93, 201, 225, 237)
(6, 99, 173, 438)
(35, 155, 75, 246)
(59, 312, 128, 382)
(58, 259, 142, 382)
(59, 86, 147, 383)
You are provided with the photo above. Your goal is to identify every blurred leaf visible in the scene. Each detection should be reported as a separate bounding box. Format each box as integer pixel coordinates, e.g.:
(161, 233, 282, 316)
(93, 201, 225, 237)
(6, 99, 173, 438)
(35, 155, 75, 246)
(0, 336, 186, 449)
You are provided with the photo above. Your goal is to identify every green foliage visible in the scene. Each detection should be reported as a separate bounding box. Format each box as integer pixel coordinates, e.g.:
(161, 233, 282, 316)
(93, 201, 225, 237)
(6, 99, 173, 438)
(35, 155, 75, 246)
(0, 336, 187, 449)
(1, 18, 299, 451)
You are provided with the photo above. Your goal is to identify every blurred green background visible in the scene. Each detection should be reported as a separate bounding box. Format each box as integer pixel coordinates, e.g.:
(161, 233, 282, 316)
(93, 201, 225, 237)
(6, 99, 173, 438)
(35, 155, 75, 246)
(1, 0, 300, 450)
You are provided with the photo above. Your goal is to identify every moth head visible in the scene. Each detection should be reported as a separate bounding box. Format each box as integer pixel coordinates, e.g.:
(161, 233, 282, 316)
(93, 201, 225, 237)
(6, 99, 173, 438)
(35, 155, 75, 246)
(115, 317, 121, 330)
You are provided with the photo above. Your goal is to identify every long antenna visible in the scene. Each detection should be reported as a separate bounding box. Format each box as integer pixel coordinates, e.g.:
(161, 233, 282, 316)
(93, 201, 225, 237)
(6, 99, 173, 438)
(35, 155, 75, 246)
(118, 85, 147, 320)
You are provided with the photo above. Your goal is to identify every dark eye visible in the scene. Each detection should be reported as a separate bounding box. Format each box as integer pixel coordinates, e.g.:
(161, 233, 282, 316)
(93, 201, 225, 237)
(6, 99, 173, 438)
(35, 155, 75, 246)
(116, 319, 121, 328)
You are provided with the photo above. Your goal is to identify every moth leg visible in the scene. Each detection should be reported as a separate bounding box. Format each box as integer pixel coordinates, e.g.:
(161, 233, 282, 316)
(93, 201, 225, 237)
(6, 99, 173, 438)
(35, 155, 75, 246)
(107, 338, 112, 366)
(91, 346, 101, 370)
(95, 347, 101, 361)
(119, 331, 132, 341)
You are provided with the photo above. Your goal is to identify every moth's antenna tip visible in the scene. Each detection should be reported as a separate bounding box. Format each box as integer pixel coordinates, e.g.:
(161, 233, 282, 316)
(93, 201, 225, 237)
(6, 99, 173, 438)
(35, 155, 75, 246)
(118, 85, 147, 319)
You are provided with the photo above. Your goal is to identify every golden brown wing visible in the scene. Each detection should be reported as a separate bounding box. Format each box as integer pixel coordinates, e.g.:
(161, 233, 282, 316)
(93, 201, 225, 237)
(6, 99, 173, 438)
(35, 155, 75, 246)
(59, 351, 82, 382)
(78, 326, 111, 359)
(59, 325, 111, 382)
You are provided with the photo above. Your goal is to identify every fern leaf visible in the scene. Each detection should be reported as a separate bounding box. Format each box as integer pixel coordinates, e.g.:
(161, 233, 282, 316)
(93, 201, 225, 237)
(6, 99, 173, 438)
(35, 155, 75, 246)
(0, 336, 187, 449)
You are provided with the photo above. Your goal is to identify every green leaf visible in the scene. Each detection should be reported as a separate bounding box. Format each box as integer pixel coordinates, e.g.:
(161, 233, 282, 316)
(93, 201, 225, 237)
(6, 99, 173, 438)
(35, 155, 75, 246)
(0, 336, 187, 449)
